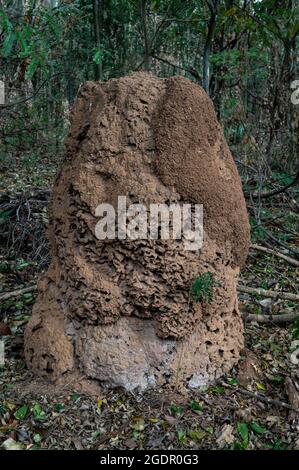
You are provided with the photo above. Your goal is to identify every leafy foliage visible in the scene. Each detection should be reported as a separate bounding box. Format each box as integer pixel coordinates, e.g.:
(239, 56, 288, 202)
(0, 0, 297, 174)
(191, 272, 215, 303)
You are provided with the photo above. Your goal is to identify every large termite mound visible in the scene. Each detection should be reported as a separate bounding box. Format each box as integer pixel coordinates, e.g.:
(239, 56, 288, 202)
(24, 72, 250, 391)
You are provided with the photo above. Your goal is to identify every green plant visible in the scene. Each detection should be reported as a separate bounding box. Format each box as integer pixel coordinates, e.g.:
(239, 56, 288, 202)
(191, 272, 216, 303)
(170, 404, 184, 415)
(291, 319, 299, 340)
(236, 422, 249, 449)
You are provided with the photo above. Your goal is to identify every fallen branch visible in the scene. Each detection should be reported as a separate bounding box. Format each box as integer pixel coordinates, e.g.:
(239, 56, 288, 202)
(250, 244, 299, 267)
(263, 229, 299, 258)
(285, 377, 299, 418)
(248, 169, 299, 200)
(221, 382, 298, 412)
(238, 285, 299, 302)
(241, 311, 299, 323)
(0, 285, 37, 302)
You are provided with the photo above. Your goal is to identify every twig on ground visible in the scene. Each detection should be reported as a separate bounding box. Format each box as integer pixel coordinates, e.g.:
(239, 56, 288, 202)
(262, 229, 299, 258)
(221, 382, 298, 412)
(285, 377, 299, 418)
(241, 311, 299, 323)
(250, 244, 299, 267)
(238, 285, 299, 302)
(0, 285, 37, 302)
(248, 169, 299, 200)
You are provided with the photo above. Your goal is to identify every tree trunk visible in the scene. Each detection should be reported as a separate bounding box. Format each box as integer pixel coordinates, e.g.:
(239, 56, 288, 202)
(92, 0, 103, 81)
(140, 0, 151, 71)
(203, 0, 219, 95)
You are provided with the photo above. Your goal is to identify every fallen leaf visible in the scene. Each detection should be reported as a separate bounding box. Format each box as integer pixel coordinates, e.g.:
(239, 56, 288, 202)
(130, 417, 145, 431)
(188, 429, 206, 441)
(237, 422, 249, 448)
(189, 400, 203, 412)
(14, 404, 28, 420)
(164, 415, 177, 425)
(97, 399, 103, 411)
(123, 438, 138, 449)
(250, 422, 266, 434)
(255, 382, 266, 391)
(32, 403, 47, 421)
(0, 323, 11, 336)
(4, 401, 16, 412)
(2, 438, 24, 450)
(216, 424, 235, 448)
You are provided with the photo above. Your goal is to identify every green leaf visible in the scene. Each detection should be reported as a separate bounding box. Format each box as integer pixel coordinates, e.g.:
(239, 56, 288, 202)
(25, 58, 39, 81)
(93, 48, 104, 65)
(53, 403, 64, 412)
(287, 22, 299, 39)
(237, 422, 249, 447)
(0, 403, 8, 416)
(170, 404, 184, 415)
(191, 272, 215, 303)
(0, 11, 12, 32)
(188, 429, 206, 441)
(29, 444, 42, 450)
(177, 429, 185, 442)
(16, 260, 31, 270)
(256, 382, 266, 392)
(0, 209, 13, 220)
(32, 403, 47, 421)
(46, 13, 61, 36)
(227, 377, 238, 386)
(14, 404, 29, 420)
(23, 293, 33, 300)
(251, 422, 266, 435)
(132, 430, 140, 440)
(265, 440, 287, 451)
(270, 375, 285, 385)
(2, 32, 16, 57)
(189, 400, 203, 412)
(16, 30, 29, 56)
(71, 392, 79, 402)
(210, 386, 225, 394)
(33, 434, 42, 443)
(233, 440, 246, 450)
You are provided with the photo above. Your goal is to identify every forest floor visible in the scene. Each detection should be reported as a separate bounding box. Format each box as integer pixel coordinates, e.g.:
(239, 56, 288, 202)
(0, 157, 298, 450)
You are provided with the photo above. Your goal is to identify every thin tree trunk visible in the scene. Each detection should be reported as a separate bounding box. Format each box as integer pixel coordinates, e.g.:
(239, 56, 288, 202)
(203, 0, 219, 94)
(140, 0, 150, 71)
(92, 0, 103, 81)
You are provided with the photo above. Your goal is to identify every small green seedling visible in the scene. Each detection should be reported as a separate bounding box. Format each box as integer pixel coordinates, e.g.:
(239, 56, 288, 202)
(191, 272, 216, 303)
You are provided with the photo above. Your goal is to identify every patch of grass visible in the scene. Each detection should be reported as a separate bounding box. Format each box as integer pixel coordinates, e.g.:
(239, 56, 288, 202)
(191, 272, 216, 304)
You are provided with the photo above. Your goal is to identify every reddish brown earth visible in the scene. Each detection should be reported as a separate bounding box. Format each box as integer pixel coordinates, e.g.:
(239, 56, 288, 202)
(24, 72, 250, 391)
